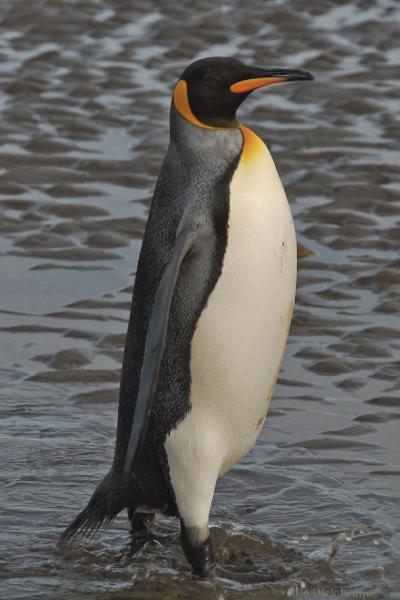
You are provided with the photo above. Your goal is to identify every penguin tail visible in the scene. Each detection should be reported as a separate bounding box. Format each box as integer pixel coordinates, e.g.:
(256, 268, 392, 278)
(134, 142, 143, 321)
(60, 472, 125, 542)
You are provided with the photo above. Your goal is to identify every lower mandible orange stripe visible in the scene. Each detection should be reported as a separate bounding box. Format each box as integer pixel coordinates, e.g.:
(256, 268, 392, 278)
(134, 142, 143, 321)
(230, 77, 286, 94)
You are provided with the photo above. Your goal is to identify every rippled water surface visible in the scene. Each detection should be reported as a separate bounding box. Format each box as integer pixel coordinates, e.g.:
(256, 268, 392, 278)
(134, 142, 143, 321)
(1, 0, 399, 598)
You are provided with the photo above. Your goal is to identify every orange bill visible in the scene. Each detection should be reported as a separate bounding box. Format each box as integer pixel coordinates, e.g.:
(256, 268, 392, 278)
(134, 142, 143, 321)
(230, 69, 313, 94)
(230, 77, 287, 93)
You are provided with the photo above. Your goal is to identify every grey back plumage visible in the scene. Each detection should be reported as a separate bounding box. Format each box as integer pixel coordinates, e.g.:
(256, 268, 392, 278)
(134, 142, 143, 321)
(113, 108, 243, 506)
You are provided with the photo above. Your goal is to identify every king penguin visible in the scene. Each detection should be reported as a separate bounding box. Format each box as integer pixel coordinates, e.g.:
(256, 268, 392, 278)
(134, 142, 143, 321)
(61, 57, 313, 576)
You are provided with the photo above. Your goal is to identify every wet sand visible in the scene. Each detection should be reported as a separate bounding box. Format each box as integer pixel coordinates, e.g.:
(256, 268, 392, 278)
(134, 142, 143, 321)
(0, 0, 399, 598)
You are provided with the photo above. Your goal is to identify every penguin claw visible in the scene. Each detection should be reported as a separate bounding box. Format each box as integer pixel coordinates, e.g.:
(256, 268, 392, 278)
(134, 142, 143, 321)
(128, 510, 155, 538)
(180, 526, 216, 577)
(194, 537, 216, 578)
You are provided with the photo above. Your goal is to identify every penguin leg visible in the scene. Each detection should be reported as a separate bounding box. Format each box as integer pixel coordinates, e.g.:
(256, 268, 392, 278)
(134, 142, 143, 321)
(165, 430, 220, 577)
(127, 508, 155, 539)
(180, 518, 215, 578)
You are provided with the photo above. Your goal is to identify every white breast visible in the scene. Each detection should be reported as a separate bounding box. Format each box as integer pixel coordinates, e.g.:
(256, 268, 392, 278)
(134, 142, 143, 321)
(165, 129, 296, 528)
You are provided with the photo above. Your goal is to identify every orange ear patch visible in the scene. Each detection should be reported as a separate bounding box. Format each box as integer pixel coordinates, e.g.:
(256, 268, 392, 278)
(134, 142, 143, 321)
(230, 77, 286, 94)
(173, 80, 216, 129)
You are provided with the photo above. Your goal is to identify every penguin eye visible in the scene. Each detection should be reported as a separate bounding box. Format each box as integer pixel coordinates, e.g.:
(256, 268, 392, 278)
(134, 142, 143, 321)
(203, 76, 224, 91)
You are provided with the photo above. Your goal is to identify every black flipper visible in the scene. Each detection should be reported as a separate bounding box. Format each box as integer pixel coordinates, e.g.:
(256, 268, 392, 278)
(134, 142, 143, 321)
(123, 225, 200, 477)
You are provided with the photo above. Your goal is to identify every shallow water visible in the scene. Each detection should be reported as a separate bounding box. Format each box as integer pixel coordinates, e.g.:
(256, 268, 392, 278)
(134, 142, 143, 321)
(0, 0, 399, 598)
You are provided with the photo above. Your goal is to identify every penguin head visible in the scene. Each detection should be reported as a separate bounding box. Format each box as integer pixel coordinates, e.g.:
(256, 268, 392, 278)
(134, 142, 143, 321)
(174, 57, 313, 128)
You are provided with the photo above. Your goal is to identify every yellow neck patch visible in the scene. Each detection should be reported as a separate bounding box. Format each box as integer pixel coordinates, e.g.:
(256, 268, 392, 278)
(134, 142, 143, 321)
(172, 80, 265, 164)
(238, 124, 266, 164)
